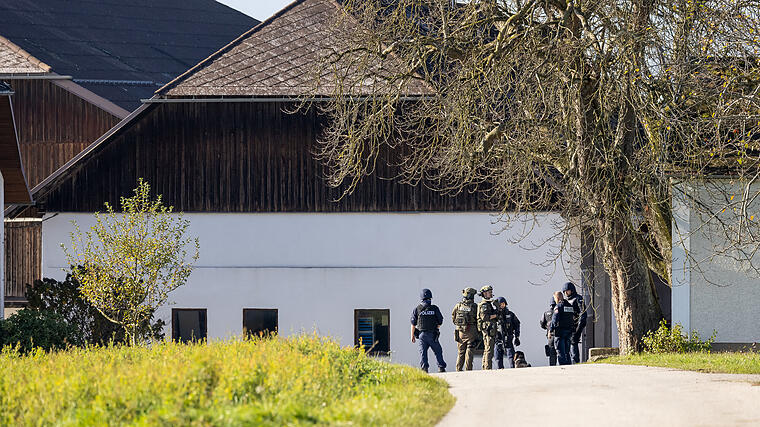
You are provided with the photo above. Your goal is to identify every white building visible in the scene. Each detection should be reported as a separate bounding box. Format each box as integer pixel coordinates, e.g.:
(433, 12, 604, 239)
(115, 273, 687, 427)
(13, 0, 587, 367)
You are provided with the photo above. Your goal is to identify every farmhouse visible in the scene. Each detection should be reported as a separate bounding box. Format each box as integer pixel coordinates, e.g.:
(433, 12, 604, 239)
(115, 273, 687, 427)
(10, 0, 590, 366)
(0, 0, 258, 312)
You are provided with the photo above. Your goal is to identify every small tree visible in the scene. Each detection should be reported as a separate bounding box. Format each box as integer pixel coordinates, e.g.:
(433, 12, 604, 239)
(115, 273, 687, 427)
(26, 271, 165, 345)
(63, 179, 199, 345)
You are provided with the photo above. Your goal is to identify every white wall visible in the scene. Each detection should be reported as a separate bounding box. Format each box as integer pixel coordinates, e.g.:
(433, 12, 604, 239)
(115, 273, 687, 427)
(672, 181, 760, 343)
(43, 212, 580, 367)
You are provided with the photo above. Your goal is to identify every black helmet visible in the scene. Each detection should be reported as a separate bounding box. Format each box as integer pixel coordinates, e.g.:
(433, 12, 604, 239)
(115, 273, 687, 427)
(420, 288, 433, 300)
(562, 281, 577, 294)
(549, 296, 557, 307)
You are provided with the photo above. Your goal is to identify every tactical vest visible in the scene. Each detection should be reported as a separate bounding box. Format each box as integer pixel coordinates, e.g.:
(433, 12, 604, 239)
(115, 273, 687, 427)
(567, 295, 585, 325)
(555, 302, 575, 332)
(417, 304, 438, 332)
(477, 299, 497, 334)
(453, 300, 477, 328)
(500, 311, 515, 336)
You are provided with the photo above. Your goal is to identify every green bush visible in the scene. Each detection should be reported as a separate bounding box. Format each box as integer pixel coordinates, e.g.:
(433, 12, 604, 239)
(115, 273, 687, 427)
(642, 319, 716, 353)
(0, 335, 454, 426)
(26, 271, 165, 346)
(0, 309, 79, 353)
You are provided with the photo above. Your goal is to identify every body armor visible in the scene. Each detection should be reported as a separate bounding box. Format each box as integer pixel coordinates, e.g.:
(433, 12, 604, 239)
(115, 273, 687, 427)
(453, 300, 477, 329)
(416, 303, 439, 332)
(477, 299, 497, 336)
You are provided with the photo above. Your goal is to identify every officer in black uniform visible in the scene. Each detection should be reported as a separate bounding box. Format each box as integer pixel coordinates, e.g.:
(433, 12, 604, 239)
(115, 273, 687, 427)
(550, 291, 575, 365)
(411, 288, 446, 373)
(493, 296, 521, 369)
(562, 281, 587, 364)
(539, 297, 558, 366)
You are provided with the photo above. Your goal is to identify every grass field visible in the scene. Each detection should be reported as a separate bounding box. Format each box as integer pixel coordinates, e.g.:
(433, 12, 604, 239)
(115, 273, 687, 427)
(598, 352, 760, 375)
(0, 335, 454, 426)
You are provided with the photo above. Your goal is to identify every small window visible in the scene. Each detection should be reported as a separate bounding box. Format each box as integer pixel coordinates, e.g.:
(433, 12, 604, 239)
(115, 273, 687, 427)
(354, 309, 390, 355)
(243, 309, 278, 337)
(172, 309, 207, 343)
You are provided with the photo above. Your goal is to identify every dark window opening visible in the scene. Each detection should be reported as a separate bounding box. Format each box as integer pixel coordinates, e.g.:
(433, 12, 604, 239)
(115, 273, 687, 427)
(172, 309, 207, 343)
(243, 309, 278, 337)
(354, 309, 390, 355)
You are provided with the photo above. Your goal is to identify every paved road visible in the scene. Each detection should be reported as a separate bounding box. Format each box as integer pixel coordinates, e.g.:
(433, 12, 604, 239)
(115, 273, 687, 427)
(435, 364, 760, 426)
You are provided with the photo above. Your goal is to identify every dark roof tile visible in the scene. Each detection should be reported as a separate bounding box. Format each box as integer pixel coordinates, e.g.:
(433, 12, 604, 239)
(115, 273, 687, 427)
(0, 0, 259, 110)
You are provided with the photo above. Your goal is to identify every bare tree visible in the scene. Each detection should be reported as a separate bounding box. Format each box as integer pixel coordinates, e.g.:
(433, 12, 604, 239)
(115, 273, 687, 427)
(307, 0, 760, 353)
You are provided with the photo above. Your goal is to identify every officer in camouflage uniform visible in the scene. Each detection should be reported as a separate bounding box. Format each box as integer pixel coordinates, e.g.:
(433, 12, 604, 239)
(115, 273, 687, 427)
(477, 285, 498, 370)
(451, 287, 478, 371)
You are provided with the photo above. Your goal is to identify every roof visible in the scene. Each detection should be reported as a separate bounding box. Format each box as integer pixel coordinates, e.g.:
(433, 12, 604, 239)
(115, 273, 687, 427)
(0, 36, 50, 74)
(0, 89, 32, 204)
(160, 0, 431, 97)
(0, 0, 259, 110)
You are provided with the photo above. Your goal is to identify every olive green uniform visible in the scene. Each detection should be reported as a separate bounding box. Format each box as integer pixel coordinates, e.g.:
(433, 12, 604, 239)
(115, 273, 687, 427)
(477, 298, 498, 370)
(451, 298, 478, 371)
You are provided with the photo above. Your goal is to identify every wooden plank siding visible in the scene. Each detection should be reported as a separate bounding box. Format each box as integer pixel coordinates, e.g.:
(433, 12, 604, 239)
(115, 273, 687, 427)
(9, 79, 120, 188)
(4, 221, 41, 302)
(40, 102, 489, 213)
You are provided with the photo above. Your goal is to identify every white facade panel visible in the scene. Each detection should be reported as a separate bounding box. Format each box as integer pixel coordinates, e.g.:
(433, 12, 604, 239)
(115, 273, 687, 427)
(42, 212, 580, 367)
(671, 185, 691, 332)
(672, 181, 760, 343)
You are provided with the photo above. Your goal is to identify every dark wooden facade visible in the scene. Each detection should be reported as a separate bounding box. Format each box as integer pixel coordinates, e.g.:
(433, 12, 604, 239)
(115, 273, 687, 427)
(39, 102, 489, 213)
(4, 79, 119, 304)
(4, 221, 41, 303)
(10, 79, 120, 188)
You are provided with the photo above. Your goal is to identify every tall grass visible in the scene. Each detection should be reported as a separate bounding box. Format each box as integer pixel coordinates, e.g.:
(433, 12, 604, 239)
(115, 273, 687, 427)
(0, 335, 454, 426)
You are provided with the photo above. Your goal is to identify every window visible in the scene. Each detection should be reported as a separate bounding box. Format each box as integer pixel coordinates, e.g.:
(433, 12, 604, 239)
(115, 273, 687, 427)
(354, 309, 390, 355)
(243, 309, 278, 337)
(172, 309, 207, 343)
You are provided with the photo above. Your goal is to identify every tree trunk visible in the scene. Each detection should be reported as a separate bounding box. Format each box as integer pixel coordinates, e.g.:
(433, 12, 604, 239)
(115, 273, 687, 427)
(597, 216, 663, 354)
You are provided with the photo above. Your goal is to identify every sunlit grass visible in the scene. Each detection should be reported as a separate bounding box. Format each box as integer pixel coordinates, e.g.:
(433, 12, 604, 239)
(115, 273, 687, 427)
(597, 352, 760, 375)
(0, 335, 454, 426)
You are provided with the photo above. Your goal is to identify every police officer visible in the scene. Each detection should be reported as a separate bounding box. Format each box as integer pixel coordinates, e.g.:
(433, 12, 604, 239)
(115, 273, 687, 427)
(493, 296, 521, 369)
(477, 285, 498, 370)
(451, 287, 479, 371)
(550, 291, 574, 365)
(411, 288, 446, 373)
(539, 297, 558, 366)
(562, 281, 587, 364)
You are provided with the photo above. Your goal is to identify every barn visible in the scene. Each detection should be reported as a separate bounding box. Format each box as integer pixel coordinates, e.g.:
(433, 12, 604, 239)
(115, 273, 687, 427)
(0, 0, 258, 313)
(11, 0, 587, 367)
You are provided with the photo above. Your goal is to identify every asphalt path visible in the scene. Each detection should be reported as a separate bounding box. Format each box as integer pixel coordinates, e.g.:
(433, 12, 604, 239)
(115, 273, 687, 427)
(435, 363, 760, 426)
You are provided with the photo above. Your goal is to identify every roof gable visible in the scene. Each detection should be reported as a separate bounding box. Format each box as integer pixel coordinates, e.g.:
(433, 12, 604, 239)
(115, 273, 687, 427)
(160, 0, 430, 98)
(0, 0, 259, 110)
(0, 37, 50, 74)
